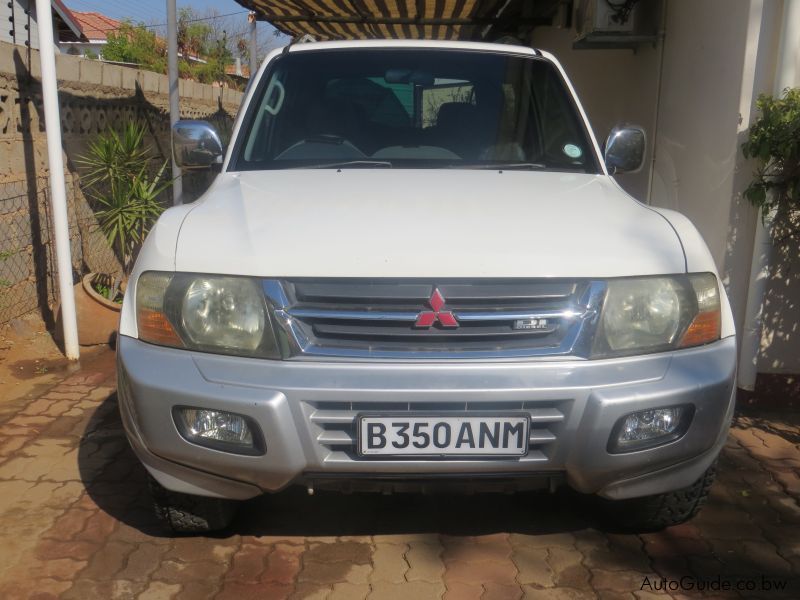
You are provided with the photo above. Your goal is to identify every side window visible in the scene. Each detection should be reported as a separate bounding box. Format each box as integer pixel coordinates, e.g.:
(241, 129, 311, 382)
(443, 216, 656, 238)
(243, 68, 288, 161)
(420, 82, 474, 127)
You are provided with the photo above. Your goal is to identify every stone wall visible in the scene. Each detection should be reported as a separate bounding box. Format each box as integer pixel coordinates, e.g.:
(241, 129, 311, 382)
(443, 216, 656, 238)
(0, 41, 242, 326)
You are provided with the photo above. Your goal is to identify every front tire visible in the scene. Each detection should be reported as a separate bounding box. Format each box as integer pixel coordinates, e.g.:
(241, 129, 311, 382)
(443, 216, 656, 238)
(148, 475, 238, 533)
(601, 461, 717, 532)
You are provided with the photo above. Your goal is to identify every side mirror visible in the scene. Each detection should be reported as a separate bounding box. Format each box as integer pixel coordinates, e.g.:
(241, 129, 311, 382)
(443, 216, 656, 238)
(172, 120, 224, 170)
(604, 125, 646, 174)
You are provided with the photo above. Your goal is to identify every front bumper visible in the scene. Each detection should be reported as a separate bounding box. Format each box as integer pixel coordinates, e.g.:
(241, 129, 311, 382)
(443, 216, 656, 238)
(116, 335, 736, 501)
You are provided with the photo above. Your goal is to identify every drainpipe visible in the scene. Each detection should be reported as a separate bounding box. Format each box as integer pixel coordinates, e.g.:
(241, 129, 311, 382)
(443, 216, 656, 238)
(167, 0, 182, 205)
(737, 0, 800, 390)
(35, 0, 79, 359)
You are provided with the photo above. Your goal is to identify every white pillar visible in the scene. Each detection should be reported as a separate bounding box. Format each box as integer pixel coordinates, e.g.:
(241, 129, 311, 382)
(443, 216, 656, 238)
(167, 0, 182, 205)
(738, 0, 800, 390)
(249, 11, 258, 81)
(34, 0, 79, 359)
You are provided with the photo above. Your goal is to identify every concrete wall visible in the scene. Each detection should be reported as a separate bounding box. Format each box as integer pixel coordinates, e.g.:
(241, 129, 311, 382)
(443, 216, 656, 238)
(0, 42, 243, 325)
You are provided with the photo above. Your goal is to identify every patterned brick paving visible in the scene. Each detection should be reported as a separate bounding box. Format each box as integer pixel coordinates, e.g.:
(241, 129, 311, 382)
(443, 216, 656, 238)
(0, 348, 798, 598)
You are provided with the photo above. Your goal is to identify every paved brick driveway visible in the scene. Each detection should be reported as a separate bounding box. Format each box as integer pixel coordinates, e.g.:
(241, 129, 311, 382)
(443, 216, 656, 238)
(0, 348, 798, 599)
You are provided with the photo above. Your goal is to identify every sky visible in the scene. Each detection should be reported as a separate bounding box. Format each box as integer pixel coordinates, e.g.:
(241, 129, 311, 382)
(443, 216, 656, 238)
(63, 0, 288, 52)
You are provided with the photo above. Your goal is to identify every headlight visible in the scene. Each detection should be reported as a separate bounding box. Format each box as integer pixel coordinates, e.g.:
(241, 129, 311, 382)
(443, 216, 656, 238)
(136, 271, 281, 358)
(592, 273, 721, 358)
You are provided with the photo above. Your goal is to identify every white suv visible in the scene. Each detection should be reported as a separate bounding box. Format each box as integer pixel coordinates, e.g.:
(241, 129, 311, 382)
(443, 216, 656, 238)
(117, 40, 736, 533)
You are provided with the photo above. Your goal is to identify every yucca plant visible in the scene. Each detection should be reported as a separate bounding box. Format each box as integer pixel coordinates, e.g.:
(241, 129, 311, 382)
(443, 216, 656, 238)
(79, 122, 172, 299)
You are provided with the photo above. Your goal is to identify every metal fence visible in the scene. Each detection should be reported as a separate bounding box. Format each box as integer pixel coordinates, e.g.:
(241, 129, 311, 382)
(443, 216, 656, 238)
(0, 173, 121, 325)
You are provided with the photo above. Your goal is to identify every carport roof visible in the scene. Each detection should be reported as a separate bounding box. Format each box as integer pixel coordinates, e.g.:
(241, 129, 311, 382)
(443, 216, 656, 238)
(234, 0, 561, 42)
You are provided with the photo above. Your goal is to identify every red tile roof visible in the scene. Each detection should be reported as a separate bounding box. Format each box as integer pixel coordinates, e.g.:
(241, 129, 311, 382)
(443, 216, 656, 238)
(69, 11, 122, 42)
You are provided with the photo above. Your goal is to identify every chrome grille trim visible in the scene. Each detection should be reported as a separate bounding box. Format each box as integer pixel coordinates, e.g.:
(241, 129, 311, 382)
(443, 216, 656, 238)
(264, 279, 607, 360)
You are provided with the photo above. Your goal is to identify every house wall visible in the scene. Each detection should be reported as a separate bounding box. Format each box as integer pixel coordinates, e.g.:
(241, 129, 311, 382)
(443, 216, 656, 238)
(529, 26, 660, 203)
(0, 42, 243, 326)
(0, 1, 43, 51)
(535, 1, 799, 379)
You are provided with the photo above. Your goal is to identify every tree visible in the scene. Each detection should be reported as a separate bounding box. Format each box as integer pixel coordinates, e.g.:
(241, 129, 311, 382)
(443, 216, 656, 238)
(103, 22, 166, 73)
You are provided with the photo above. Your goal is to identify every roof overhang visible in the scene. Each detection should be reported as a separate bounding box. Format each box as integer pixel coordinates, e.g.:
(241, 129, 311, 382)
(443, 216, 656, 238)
(234, 0, 563, 42)
(52, 0, 86, 41)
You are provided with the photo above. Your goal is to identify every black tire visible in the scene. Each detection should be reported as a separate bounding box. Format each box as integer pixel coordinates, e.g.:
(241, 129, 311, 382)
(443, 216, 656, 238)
(600, 461, 717, 532)
(148, 475, 238, 534)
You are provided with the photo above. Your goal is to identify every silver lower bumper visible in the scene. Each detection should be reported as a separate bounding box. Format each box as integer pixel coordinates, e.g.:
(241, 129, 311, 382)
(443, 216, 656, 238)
(116, 335, 736, 501)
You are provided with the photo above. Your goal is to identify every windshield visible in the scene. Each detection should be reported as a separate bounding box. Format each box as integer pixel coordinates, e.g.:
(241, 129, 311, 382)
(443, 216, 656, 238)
(231, 48, 600, 172)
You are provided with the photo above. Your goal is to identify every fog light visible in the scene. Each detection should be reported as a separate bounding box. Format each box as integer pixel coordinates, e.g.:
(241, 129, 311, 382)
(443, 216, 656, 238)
(173, 407, 265, 455)
(608, 405, 693, 453)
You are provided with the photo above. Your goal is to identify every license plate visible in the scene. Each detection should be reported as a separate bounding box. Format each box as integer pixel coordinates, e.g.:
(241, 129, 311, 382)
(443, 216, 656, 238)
(358, 415, 529, 457)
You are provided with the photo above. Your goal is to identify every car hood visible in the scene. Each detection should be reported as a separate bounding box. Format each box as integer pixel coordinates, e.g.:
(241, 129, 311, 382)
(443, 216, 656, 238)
(175, 170, 685, 278)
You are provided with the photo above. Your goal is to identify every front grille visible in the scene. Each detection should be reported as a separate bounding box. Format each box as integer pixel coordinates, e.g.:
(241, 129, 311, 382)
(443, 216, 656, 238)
(303, 400, 570, 463)
(268, 279, 600, 358)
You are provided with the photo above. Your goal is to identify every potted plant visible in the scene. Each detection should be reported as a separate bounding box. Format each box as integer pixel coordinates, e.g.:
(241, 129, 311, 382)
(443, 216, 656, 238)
(68, 122, 171, 345)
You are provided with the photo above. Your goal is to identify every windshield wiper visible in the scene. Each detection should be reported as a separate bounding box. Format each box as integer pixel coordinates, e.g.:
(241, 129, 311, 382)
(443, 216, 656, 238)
(452, 162, 547, 170)
(296, 160, 393, 169)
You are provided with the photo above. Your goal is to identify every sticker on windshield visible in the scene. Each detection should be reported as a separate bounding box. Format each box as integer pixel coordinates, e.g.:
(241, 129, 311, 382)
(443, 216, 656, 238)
(563, 144, 582, 159)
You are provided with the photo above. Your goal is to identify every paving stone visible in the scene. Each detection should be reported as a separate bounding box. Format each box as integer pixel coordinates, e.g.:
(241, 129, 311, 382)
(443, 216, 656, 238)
(217, 581, 293, 600)
(175, 580, 221, 600)
(522, 586, 596, 599)
(20, 399, 54, 416)
(369, 543, 408, 583)
(35, 539, 101, 561)
(137, 580, 182, 600)
(0, 436, 27, 456)
(118, 543, 170, 581)
(443, 559, 519, 585)
(444, 581, 483, 599)
(483, 582, 524, 599)
(591, 569, 649, 593)
(549, 547, 591, 590)
(342, 563, 371, 585)
(152, 559, 227, 584)
(227, 544, 267, 583)
(262, 544, 304, 584)
(2, 347, 800, 599)
(368, 581, 445, 600)
(61, 579, 117, 600)
(406, 541, 445, 582)
(304, 541, 372, 564)
(299, 560, 356, 585)
(512, 546, 554, 587)
(329, 582, 370, 599)
(79, 540, 135, 581)
(75, 509, 118, 543)
(289, 583, 331, 599)
(510, 533, 576, 549)
(42, 508, 92, 540)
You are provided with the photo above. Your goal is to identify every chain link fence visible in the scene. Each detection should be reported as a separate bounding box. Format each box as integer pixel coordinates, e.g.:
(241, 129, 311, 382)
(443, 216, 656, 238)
(0, 173, 120, 324)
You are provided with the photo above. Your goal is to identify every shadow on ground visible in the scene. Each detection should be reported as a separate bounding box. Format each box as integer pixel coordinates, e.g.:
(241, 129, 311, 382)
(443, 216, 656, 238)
(72, 392, 800, 595)
(78, 392, 610, 539)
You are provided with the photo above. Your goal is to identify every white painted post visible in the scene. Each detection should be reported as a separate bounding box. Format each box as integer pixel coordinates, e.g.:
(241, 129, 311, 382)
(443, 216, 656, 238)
(34, 0, 79, 359)
(167, 0, 182, 205)
(249, 11, 258, 81)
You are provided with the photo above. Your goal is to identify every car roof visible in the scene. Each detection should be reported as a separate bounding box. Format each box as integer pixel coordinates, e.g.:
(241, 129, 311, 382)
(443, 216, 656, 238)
(286, 39, 540, 57)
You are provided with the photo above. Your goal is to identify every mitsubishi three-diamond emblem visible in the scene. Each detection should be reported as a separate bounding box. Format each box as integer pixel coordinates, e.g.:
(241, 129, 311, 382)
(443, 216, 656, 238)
(414, 288, 458, 328)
